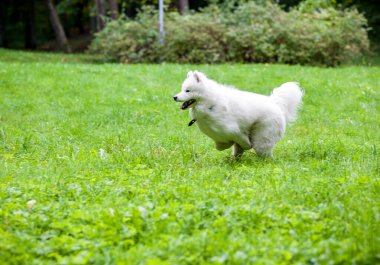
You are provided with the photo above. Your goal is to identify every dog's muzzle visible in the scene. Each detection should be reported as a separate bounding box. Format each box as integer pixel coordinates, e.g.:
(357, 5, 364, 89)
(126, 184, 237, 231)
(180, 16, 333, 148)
(180, 99, 196, 110)
(173, 96, 196, 110)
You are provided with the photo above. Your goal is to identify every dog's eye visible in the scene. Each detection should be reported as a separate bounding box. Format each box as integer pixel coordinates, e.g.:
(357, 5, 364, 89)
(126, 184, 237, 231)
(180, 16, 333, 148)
(185, 90, 190, 93)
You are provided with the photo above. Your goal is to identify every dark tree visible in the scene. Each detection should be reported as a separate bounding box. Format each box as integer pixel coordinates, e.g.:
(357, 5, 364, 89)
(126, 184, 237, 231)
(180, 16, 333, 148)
(0, 0, 6, 47)
(177, 0, 189, 15)
(95, 0, 106, 32)
(46, 0, 71, 53)
(24, 0, 36, 49)
(109, 0, 119, 20)
(75, 1, 86, 34)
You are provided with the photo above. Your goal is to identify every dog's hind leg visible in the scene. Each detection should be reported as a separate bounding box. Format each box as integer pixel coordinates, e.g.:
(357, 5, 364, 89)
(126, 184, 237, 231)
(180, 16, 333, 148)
(232, 143, 244, 157)
(250, 132, 279, 158)
(253, 144, 274, 158)
(250, 132, 276, 158)
(215, 141, 233, 151)
(249, 120, 284, 158)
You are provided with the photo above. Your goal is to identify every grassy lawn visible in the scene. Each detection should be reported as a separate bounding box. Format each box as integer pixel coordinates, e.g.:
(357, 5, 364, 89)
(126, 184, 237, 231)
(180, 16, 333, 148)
(0, 49, 379, 264)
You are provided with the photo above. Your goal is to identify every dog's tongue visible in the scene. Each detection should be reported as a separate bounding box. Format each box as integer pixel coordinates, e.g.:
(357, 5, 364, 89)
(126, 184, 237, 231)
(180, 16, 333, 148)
(181, 99, 196, 110)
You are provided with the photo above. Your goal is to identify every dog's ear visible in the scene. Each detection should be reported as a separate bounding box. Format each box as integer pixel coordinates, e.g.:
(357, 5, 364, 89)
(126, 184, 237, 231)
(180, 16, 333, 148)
(187, 71, 193, 78)
(193, 71, 205, 83)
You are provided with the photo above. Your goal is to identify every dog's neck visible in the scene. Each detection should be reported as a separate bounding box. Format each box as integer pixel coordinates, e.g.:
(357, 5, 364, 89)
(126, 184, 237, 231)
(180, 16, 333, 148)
(188, 119, 196, 126)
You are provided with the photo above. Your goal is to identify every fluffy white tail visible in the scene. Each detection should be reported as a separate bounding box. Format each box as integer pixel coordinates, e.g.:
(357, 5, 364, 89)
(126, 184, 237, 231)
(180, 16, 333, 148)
(270, 82, 303, 124)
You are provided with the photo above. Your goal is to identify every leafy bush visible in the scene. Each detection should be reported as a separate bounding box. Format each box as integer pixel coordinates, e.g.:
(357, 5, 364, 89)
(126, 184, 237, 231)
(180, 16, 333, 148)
(89, 8, 160, 63)
(89, 1, 369, 66)
(224, 2, 284, 63)
(276, 5, 370, 65)
(164, 13, 228, 64)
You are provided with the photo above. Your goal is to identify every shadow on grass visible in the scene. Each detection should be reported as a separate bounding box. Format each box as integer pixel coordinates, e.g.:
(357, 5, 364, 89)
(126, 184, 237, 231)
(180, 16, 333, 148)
(0, 48, 110, 64)
(2, 48, 379, 66)
(219, 150, 276, 168)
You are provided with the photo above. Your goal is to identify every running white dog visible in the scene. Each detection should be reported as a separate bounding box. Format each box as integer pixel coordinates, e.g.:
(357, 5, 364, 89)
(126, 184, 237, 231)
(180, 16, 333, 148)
(173, 71, 303, 157)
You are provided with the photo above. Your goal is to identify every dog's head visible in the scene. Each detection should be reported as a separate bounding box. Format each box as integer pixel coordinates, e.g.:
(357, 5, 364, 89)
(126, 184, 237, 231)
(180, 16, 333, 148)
(173, 71, 206, 110)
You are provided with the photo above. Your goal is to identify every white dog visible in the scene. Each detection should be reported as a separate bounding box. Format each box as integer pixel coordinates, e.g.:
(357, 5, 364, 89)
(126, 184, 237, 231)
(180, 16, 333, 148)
(173, 71, 303, 158)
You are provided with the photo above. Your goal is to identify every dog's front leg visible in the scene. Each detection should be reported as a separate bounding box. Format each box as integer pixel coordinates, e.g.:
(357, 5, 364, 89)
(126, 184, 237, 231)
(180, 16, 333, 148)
(232, 143, 244, 157)
(215, 142, 233, 151)
(234, 135, 252, 151)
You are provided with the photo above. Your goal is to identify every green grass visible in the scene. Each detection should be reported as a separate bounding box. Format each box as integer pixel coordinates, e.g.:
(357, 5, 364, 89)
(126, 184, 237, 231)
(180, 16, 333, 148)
(0, 49, 379, 264)
(0, 49, 100, 64)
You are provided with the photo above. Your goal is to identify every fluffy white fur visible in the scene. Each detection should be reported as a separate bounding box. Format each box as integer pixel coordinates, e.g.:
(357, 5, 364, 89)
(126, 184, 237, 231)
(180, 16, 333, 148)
(173, 71, 303, 157)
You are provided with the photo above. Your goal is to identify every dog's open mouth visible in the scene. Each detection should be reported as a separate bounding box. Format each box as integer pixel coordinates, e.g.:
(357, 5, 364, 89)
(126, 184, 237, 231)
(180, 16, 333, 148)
(181, 99, 196, 110)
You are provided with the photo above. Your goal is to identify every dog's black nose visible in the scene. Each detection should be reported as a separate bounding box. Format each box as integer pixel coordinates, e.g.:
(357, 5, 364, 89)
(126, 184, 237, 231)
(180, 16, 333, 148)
(173, 96, 178, 101)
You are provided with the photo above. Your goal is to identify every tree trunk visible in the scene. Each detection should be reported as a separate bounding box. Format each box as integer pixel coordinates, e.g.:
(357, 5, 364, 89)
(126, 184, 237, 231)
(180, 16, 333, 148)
(45, 0, 71, 53)
(76, 2, 85, 34)
(177, 0, 189, 15)
(24, 0, 36, 49)
(0, 0, 6, 47)
(109, 0, 119, 20)
(95, 0, 105, 32)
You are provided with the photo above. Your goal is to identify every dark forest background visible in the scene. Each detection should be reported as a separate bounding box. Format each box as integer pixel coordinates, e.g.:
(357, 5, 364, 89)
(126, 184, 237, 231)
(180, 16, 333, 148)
(1, 0, 379, 53)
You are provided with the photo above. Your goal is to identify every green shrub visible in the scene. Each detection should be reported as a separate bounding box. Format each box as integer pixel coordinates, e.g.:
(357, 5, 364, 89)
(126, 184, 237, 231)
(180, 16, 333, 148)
(276, 6, 370, 65)
(89, 1, 369, 66)
(225, 1, 369, 66)
(224, 2, 284, 63)
(89, 8, 160, 63)
(164, 13, 228, 64)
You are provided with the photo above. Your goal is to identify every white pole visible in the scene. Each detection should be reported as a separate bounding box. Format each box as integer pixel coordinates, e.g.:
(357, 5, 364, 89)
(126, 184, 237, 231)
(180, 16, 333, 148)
(158, 0, 165, 46)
